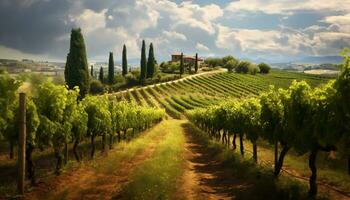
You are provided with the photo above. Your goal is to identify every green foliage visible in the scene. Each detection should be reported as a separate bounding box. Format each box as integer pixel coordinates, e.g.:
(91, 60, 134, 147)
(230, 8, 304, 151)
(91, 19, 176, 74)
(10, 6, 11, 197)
(160, 61, 180, 73)
(241, 98, 261, 142)
(258, 63, 271, 74)
(90, 65, 94, 78)
(125, 73, 139, 86)
(334, 48, 350, 159)
(108, 52, 115, 84)
(235, 61, 251, 74)
(81, 95, 111, 140)
(0, 72, 22, 138)
(90, 80, 105, 94)
(205, 56, 238, 68)
(122, 44, 128, 76)
(180, 53, 184, 76)
(64, 28, 90, 97)
(187, 77, 348, 196)
(99, 67, 104, 83)
(35, 82, 69, 146)
(205, 57, 223, 67)
(147, 43, 155, 78)
(259, 86, 284, 144)
(249, 64, 259, 75)
(225, 59, 238, 72)
(140, 40, 147, 84)
(195, 53, 199, 73)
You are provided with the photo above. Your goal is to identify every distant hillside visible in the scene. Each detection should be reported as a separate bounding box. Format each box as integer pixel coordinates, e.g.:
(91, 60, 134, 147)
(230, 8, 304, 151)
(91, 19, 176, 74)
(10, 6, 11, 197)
(295, 56, 342, 64)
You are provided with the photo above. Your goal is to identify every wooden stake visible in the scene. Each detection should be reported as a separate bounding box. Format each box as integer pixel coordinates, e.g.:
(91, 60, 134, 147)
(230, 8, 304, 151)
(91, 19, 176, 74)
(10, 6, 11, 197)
(18, 93, 26, 195)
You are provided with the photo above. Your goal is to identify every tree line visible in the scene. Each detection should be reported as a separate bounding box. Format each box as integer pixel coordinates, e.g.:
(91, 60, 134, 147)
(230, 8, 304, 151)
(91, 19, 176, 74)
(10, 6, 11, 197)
(65, 28, 158, 97)
(187, 49, 350, 198)
(0, 73, 165, 184)
(0, 27, 166, 186)
(205, 55, 271, 74)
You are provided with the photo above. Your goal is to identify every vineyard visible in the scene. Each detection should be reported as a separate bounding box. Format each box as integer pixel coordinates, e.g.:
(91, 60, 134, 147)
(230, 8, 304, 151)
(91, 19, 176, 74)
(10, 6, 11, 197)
(1, 68, 349, 199)
(111, 69, 333, 118)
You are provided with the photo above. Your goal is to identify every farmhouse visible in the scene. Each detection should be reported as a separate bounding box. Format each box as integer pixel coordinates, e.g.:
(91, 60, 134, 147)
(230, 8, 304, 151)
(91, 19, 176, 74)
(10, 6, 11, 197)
(171, 53, 204, 65)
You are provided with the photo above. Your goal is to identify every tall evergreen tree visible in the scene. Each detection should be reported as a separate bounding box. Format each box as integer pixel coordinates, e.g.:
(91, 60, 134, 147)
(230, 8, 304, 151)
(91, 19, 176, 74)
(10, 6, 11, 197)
(90, 65, 94, 77)
(99, 67, 104, 83)
(195, 53, 198, 73)
(147, 43, 155, 78)
(180, 52, 184, 77)
(140, 40, 147, 84)
(108, 52, 114, 84)
(64, 28, 90, 97)
(122, 44, 128, 76)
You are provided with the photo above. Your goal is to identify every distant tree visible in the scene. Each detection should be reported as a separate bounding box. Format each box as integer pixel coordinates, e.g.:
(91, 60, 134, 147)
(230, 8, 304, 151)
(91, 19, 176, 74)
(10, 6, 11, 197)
(159, 61, 180, 73)
(99, 67, 104, 83)
(225, 59, 238, 72)
(249, 64, 259, 75)
(64, 28, 90, 97)
(140, 40, 147, 84)
(180, 52, 184, 77)
(235, 61, 251, 74)
(90, 65, 94, 78)
(195, 53, 199, 73)
(122, 44, 128, 76)
(222, 55, 235, 65)
(205, 57, 223, 67)
(258, 63, 271, 74)
(147, 43, 155, 78)
(108, 52, 114, 84)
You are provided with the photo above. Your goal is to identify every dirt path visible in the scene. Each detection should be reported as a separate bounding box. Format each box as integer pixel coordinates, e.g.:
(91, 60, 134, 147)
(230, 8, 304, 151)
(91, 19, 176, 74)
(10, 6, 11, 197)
(177, 123, 240, 200)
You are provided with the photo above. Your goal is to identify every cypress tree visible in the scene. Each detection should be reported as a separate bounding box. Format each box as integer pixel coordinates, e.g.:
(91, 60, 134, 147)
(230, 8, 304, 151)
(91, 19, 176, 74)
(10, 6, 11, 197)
(195, 53, 198, 73)
(99, 67, 104, 83)
(108, 52, 114, 84)
(90, 65, 94, 78)
(122, 44, 128, 76)
(140, 40, 147, 84)
(147, 43, 155, 78)
(64, 28, 90, 97)
(180, 52, 184, 77)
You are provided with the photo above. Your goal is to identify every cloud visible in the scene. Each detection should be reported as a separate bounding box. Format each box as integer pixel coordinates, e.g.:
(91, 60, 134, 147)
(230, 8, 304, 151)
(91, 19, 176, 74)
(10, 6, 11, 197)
(225, 0, 350, 15)
(196, 43, 209, 51)
(73, 9, 107, 34)
(322, 13, 350, 33)
(162, 30, 187, 41)
(0, 0, 349, 63)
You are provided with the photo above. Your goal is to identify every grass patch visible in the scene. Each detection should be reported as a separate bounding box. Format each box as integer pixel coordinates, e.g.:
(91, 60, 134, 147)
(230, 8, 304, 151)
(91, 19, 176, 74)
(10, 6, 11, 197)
(117, 120, 185, 200)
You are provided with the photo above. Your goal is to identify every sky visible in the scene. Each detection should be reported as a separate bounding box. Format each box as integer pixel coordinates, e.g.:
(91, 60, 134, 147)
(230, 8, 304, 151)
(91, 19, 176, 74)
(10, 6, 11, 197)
(0, 0, 349, 63)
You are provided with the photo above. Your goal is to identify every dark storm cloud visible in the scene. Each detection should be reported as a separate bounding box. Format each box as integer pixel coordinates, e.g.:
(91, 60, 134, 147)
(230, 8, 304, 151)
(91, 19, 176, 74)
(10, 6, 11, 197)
(0, 0, 73, 57)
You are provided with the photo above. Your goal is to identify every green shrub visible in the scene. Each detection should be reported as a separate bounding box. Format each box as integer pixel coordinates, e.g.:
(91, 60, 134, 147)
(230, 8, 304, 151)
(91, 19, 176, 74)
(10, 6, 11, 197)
(160, 61, 180, 73)
(125, 73, 139, 86)
(236, 61, 251, 74)
(114, 74, 126, 84)
(258, 63, 271, 74)
(249, 64, 259, 75)
(225, 59, 238, 72)
(90, 80, 104, 94)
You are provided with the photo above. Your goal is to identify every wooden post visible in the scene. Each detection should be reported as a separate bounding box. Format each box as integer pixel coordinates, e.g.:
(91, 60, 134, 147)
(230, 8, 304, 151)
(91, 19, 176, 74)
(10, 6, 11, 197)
(18, 93, 26, 195)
